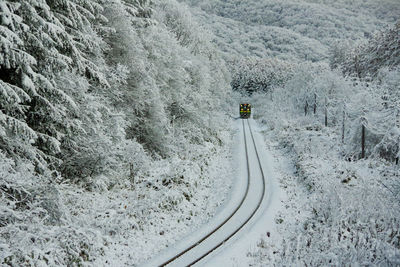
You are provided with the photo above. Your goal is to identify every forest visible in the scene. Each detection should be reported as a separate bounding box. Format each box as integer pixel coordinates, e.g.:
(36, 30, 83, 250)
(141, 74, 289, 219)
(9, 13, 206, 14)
(1, 0, 400, 265)
(1, 0, 232, 265)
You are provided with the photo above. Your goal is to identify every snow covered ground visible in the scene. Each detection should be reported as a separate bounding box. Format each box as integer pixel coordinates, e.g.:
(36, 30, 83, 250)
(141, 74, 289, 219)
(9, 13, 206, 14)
(201, 119, 284, 266)
(141, 118, 283, 266)
(247, 98, 400, 265)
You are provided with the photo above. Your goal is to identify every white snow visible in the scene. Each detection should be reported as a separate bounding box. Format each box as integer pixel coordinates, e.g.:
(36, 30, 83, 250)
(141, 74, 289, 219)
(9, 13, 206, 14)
(142, 119, 248, 266)
(200, 119, 284, 266)
(141, 118, 285, 266)
(2, 0, 399, 265)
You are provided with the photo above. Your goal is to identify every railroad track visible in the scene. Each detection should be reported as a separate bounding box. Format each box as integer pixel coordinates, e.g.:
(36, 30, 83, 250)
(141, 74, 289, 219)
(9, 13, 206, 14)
(150, 119, 267, 266)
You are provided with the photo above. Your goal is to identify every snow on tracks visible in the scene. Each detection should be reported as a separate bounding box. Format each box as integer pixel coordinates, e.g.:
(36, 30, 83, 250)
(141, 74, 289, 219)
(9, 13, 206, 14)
(143, 119, 268, 266)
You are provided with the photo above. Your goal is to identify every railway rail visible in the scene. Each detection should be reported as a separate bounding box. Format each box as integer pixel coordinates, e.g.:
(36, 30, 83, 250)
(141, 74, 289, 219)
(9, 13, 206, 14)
(151, 119, 267, 266)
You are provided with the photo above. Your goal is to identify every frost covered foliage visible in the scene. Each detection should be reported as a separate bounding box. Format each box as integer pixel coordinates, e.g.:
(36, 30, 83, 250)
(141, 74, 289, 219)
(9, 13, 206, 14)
(103, 0, 230, 158)
(333, 22, 400, 79)
(266, 62, 400, 162)
(245, 21, 400, 265)
(232, 22, 400, 162)
(258, 66, 400, 162)
(230, 58, 296, 94)
(1, 0, 231, 265)
(180, 0, 397, 62)
(0, 152, 105, 266)
(248, 108, 400, 265)
(0, 0, 230, 184)
(0, 0, 109, 175)
(249, 66, 400, 264)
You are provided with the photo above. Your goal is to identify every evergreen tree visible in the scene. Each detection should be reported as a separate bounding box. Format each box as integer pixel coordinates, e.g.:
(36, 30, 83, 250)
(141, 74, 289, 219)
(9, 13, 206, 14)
(341, 22, 400, 78)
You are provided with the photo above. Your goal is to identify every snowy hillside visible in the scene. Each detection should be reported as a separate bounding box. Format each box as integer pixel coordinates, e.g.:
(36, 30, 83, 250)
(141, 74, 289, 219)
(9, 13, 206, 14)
(180, 0, 399, 62)
(1, 0, 233, 265)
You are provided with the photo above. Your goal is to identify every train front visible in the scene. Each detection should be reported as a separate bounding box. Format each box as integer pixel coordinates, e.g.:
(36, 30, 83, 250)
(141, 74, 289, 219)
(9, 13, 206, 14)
(239, 103, 251, 119)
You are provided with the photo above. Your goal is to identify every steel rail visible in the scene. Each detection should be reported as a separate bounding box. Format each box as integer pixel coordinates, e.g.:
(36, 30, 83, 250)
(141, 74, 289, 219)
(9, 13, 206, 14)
(186, 120, 266, 266)
(158, 120, 250, 266)
(160, 120, 266, 266)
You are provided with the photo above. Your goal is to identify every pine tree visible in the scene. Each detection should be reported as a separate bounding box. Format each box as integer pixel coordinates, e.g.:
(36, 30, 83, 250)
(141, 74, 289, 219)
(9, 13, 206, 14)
(1, 0, 110, 174)
(342, 21, 400, 78)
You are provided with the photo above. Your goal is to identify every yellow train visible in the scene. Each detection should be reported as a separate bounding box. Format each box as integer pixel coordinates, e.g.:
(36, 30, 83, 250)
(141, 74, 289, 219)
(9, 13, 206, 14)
(240, 103, 251, 119)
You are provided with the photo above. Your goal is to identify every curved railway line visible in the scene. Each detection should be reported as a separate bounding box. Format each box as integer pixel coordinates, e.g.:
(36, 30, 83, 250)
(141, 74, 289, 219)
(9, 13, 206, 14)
(157, 120, 267, 266)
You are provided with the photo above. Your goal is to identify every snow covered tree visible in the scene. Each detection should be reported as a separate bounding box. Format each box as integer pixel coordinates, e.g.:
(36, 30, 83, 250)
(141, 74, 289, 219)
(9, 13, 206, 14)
(0, 0, 113, 176)
(0, 1, 45, 170)
(102, 0, 230, 158)
(231, 58, 296, 95)
(1, 0, 234, 264)
(341, 21, 400, 79)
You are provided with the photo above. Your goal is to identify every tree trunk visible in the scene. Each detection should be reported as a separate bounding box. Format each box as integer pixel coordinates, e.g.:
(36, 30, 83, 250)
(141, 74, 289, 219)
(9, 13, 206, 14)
(313, 93, 317, 114)
(355, 55, 361, 79)
(305, 100, 308, 116)
(324, 97, 328, 127)
(342, 109, 345, 144)
(129, 163, 135, 184)
(361, 124, 365, 159)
